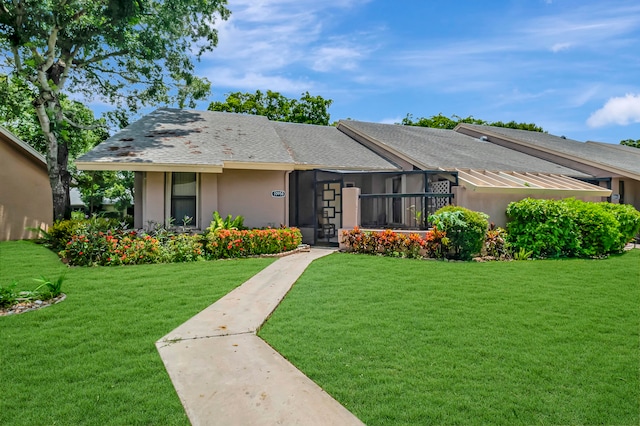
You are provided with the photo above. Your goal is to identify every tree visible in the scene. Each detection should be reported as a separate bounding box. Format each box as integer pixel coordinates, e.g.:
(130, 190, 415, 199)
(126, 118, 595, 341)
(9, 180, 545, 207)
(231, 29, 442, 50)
(402, 113, 546, 133)
(0, 0, 230, 219)
(75, 170, 134, 216)
(620, 139, 640, 148)
(208, 90, 333, 125)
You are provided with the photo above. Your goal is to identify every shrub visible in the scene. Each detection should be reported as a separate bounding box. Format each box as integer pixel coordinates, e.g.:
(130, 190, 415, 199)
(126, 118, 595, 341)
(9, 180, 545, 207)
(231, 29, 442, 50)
(506, 198, 578, 258)
(423, 227, 449, 259)
(429, 206, 488, 260)
(563, 199, 619, 257)
(205, 228, 302, 259)
(44, 217, 122, 253)
(0, 281, 18, 309)
(484, 224, 511, 259)
(341, 227, 376, 255)
(33, 274, 65, 299)
(341, 228, 433, 259)
(207, 211, 246, 232)
(599, 203, 640, 250)
(506, 198, 640, 258)
(163, 234, 205, 263)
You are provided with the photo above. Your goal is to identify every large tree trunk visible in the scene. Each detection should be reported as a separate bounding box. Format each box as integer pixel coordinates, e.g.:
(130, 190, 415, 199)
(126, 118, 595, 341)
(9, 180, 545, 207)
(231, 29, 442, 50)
(34, 96, 71, 221)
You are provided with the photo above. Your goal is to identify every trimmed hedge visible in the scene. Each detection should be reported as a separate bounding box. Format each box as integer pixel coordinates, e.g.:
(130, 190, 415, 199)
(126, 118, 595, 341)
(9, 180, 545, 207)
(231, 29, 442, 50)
(506, 198, 640, 258)
(428, 206, 489, 260)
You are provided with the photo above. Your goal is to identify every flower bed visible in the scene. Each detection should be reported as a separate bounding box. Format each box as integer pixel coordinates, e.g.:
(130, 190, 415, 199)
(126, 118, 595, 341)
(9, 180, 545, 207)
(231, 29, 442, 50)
(340, 226, 449, 259)
(56, 225, 302, 267)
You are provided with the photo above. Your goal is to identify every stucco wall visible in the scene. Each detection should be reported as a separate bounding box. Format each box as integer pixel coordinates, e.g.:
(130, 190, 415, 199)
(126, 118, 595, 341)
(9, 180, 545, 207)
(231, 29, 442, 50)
(453, 187, 605, 227)
(143, 172, 166, 228)
(200, 173, 219, 229)
(217, 169, 288, 228)
(0, 137, 52, 240)
(621, 178, 640, 211)
(139, 169, 288, 230)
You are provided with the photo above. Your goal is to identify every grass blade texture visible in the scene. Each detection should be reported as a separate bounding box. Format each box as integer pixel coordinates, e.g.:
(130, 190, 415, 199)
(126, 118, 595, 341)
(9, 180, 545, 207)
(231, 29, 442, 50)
(260, 251, 640, 425)
(0, 240, 273, 425)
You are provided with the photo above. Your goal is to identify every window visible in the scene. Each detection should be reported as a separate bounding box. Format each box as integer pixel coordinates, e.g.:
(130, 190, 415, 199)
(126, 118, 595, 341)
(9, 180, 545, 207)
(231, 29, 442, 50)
(171, 172, 197, 225)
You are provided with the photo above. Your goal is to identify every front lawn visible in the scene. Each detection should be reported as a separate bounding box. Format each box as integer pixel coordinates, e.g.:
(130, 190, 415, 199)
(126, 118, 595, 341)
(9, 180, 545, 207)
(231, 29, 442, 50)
(0, 240, 273, 425)
(259, 252, 640, 425)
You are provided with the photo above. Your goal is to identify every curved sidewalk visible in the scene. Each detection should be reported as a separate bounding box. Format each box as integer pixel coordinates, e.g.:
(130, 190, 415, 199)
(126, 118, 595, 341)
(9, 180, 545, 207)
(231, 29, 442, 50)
(156, 248, 365, 426)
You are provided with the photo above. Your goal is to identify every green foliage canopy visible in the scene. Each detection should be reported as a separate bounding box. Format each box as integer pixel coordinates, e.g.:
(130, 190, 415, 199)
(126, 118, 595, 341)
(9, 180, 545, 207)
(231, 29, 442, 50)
(402, 113, 546, 132)
(0, 0, 230, 219)
(208, 90, 333, 125)
(620, 139, 640, 148)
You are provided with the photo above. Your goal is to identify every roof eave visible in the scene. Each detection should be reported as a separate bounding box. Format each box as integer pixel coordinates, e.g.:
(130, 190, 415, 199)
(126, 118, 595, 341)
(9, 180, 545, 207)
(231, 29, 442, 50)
(75, 161, 224, 173)
(455, 124, 640, 180)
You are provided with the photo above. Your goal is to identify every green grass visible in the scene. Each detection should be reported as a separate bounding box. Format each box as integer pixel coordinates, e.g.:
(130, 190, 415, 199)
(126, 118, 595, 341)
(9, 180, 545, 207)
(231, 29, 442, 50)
(259, 252, 640, 425)
(0, 240, 274, 425)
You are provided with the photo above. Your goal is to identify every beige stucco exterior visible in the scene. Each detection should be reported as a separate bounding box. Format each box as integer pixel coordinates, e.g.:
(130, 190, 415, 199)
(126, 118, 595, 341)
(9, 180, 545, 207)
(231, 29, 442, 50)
(134, 169, 289, 230)
(0, 129, 52, 240)
(452, 186, 605, 227)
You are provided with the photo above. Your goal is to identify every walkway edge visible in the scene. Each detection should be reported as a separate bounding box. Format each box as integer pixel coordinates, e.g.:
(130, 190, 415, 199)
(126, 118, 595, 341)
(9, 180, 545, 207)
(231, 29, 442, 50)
(156, 249, 366, 426)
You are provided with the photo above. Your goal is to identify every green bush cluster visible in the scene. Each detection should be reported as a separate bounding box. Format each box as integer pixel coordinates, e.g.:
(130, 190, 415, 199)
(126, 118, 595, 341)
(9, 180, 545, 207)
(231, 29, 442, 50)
(43, 217, 123, 252)
(429, 206, 489, 260)
(506, 198, 640, 258)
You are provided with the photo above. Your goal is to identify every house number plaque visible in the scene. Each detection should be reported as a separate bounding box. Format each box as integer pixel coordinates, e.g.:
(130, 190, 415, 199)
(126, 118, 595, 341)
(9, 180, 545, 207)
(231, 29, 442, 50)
(271, 190, 286, 198)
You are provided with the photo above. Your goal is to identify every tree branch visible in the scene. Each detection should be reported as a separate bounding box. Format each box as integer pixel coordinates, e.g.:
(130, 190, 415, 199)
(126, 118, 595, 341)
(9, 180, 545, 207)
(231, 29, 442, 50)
(74, 49, 130, 67)
(62, 114, 107, 131)
(11, 46, 22, 71)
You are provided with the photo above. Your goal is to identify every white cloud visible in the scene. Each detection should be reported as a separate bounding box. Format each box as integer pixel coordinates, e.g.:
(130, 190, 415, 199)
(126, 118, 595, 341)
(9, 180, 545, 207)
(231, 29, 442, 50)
(587, 94, 640, 127)
(550, 42, 572, 52)
(206, 69, 315, 94)
(199, 0, 375, 93)
(311, 46, 363, 72)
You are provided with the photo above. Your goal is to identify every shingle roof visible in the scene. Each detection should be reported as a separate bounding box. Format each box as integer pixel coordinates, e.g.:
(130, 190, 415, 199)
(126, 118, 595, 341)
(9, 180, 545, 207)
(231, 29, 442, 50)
(272, 121, 399, 170)
(77, 108, 293, 170)
(459, 124, 640, 176)
(338, 120, 590, 177)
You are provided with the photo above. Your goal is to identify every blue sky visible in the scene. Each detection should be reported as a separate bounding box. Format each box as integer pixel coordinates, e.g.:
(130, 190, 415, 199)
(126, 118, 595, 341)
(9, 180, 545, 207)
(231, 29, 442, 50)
(142, 0, 637, 144)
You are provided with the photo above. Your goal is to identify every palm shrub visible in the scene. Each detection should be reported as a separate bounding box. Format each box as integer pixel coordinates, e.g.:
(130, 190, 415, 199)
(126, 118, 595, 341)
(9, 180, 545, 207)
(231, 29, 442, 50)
(429, 206, 488, 260)
(207, 211, 246, 232)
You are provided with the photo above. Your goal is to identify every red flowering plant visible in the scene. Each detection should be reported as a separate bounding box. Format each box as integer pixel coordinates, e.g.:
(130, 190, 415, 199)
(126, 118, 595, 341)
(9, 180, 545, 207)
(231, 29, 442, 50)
(483, 224, 511, 260)
(204, 227, 302, 259)
(423, 227, 449, 259)
(341, 227, 376, 254)
(59, 227, 122, 266)
(342, 227, 426, 259)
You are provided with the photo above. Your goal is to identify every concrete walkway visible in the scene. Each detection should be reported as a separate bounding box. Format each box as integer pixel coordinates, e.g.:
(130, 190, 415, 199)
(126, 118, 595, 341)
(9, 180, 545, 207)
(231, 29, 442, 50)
(156, 249, 365, 426)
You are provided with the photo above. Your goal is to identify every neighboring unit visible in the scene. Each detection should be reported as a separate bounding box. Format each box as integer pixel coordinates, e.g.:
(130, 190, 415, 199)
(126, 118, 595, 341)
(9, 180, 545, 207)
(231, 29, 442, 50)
(455, 124, 640, 211)
(0, 126, 52, 240)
